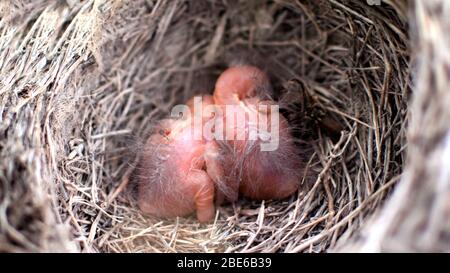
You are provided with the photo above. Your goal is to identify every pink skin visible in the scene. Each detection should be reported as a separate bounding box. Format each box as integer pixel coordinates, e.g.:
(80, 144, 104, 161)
(136, 95, 223, 223)
(213, 66, 301, 200)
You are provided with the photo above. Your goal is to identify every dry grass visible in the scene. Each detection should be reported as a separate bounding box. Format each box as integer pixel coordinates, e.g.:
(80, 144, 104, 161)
(338, 0, 450, 252)
(5, 0, 448, 253)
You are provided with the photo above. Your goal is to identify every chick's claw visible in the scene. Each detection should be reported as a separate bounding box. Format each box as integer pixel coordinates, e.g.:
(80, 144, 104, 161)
(188, 170, 216, 223)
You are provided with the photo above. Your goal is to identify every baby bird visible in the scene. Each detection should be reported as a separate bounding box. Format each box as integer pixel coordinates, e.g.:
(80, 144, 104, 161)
(213, 65, 302, 200)
(135, 95, 223, 223)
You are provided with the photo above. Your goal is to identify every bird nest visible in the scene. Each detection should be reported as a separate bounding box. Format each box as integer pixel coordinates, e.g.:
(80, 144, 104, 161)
(1, 0, 449, 253)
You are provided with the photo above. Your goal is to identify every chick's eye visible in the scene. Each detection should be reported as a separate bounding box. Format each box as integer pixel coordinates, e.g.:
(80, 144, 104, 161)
(159, 129, 171, 136)
(159, 129, 171, 141)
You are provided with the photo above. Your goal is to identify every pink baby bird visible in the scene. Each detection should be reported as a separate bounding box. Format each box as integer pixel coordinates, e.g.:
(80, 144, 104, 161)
(135, 95, 224, 223)
(213, 65, 302, 200)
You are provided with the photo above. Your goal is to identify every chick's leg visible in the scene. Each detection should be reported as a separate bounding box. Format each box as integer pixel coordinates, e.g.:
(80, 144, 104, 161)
(188, 170, 216, 223)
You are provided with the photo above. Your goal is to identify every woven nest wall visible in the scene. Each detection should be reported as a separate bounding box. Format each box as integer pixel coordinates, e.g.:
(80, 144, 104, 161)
(1, 0, 449, 253)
